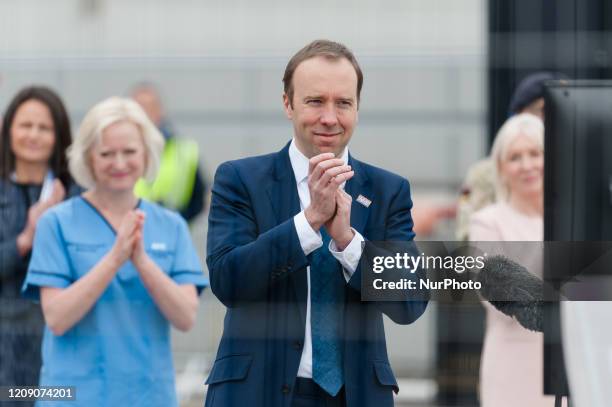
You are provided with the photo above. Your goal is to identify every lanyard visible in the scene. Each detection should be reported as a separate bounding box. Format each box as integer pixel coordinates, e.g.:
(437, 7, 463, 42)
(10, 170, 55, 202)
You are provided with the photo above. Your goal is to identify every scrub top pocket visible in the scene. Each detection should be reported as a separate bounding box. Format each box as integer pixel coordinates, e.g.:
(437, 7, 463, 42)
(146, 248, 174, 274)
(116, 248, 173, 283)
(66, 243, 108, 277)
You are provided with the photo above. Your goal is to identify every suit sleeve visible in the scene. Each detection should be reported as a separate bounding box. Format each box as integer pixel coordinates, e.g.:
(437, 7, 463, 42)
(206, 161, 309, 308)
(347, 178, 429, 325)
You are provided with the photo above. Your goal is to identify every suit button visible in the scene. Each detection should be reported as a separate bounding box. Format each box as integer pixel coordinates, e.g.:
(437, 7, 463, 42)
(293, 341, 302, 350)
(281, 384, 290, 394)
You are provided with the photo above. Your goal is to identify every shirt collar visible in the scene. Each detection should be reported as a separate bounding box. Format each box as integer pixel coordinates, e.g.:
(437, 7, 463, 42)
(288, 139, 349, 185)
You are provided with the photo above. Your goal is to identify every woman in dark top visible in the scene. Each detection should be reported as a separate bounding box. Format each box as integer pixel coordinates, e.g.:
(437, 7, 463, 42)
(0, 86, 79, 401)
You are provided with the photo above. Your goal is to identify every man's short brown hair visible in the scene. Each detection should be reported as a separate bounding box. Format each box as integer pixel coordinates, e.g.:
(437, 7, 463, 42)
(283, 39, 363, 107)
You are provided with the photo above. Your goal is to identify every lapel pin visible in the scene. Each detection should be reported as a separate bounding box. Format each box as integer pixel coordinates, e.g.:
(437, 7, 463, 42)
(356, 194, 372, 208)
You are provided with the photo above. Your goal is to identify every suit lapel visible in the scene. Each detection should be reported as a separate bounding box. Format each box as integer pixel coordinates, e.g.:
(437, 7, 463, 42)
(344, 156, 371, 350)
(266, 144, 300, 225)
(266, 143, 308, 325)
(346, 155, 371, 235)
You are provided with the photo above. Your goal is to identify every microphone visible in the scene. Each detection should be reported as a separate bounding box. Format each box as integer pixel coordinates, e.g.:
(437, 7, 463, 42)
(476, 255, 544, 332)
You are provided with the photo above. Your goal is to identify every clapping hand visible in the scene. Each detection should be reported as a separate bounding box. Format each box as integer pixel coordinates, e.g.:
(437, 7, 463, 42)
(110, 210, 145, 266)
(324, 189, 354, 251)
(26, 180, 66, 230)
(17, 180, 66, 256)
(130, 211, 150, 268)
(304, 153, 355, 248)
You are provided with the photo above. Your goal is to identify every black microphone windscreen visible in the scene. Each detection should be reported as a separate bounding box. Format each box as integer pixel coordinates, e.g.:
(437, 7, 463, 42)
(477, 255, 544, 332)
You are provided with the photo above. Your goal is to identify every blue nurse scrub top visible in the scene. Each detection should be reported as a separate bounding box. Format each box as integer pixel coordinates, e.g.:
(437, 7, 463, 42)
(22, 196, 208, 407)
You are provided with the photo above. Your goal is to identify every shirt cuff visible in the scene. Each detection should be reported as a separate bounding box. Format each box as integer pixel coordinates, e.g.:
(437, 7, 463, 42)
(329, 229, 364, 282)
(294, 211, 323, 256)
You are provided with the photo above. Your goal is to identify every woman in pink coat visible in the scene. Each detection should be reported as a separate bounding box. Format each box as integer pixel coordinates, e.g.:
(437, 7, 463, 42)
(470, 113, 565, 407)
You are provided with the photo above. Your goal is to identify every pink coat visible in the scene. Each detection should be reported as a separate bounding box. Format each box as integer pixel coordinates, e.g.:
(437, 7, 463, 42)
(470, 202, 565, 407)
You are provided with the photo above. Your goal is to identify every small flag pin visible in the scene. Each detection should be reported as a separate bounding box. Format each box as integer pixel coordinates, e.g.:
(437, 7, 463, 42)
(356, 194, 372, 208)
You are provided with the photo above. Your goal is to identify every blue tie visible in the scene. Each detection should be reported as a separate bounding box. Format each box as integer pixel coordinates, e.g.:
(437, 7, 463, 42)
(310, 229, 345, 396)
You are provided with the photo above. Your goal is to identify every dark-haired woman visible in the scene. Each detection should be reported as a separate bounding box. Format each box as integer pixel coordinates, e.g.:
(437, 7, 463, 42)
(0, 86, 80, 401)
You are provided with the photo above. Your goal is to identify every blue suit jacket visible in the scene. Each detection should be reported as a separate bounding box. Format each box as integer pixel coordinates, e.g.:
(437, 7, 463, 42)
(205, 142, 428, 407)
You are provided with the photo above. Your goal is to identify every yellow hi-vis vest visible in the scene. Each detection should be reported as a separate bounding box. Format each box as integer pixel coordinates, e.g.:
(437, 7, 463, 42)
(134, 138, 199, 211)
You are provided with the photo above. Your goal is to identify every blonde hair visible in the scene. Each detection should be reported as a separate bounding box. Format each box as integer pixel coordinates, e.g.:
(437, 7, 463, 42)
(490, 113, 544, 201)
(68, 97, 164, 189)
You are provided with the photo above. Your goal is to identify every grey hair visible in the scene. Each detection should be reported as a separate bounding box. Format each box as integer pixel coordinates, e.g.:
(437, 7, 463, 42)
(490, 113, 544, 201)
(68, 97, 164, 189)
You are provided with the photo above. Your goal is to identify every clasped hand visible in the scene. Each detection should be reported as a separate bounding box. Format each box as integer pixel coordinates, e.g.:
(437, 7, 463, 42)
(17, 180, 66, 257)
(304, 153, 355, 251)
(110, 210, 149, 268)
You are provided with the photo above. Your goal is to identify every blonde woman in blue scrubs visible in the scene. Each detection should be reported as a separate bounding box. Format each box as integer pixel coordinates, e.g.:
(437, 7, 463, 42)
(23, 97, 208, 406)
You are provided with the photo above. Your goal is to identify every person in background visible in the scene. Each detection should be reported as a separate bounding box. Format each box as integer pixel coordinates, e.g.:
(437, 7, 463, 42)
(469, 113, 565, 407)
(411, 203, 456, 237)
(455, 71, 566, 240)
(0, 86, 80, 405)
(507, 71, 563, 121)
(22, 97, 208, 406)
(130, 83, 207, 222)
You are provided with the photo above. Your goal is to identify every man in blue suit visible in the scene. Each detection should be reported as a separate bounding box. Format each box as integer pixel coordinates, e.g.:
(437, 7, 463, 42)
(205, 39, 428, 407)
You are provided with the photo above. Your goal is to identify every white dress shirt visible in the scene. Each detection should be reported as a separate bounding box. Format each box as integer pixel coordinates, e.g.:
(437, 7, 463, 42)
(289, 140, 365, 378)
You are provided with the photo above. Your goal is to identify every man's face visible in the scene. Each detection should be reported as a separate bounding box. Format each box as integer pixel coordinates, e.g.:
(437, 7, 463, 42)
(283, 56, 358, 158)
